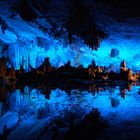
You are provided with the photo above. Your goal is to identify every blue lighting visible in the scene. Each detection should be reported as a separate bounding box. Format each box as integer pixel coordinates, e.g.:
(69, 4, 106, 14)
(0, 85, 140, 138)
(5, 37, 140, 72)
(1, 15, 140, 71)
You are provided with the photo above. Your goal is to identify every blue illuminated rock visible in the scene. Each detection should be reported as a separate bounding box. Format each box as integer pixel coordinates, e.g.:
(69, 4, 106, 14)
(110, 48, 119, 58)
(0, 0, 140, 72)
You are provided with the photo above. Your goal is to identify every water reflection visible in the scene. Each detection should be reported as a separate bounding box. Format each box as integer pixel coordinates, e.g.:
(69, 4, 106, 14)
(0, 83, 140, 139)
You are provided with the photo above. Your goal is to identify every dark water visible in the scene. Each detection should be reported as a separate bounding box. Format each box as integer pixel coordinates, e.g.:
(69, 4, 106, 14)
(0, 82, 140, 140)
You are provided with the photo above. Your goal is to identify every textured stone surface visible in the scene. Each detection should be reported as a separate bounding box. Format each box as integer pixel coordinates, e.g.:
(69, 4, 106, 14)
(0, 0, 140, 71)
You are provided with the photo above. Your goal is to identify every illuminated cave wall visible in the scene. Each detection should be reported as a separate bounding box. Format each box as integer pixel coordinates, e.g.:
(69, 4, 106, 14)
(94, 39, 140, 72)
(0, 0, 140, 72)
(1, 30, 140, 72)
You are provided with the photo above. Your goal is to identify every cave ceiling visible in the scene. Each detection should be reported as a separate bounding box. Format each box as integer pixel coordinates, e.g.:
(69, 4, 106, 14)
(1, 0, 140, 71)
(0, 0, 140, 49)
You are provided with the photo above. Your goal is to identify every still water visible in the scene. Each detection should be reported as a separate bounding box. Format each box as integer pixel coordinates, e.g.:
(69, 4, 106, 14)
(0, 82, 140, 140)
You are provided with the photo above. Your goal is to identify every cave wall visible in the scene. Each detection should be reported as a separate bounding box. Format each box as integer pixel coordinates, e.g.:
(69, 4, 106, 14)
(0, 0, 140, 72)
(1, 29, 140, 72)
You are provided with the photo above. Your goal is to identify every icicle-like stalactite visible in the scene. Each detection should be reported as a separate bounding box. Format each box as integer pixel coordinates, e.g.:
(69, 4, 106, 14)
(3, 36, 140, 72)
(1, 0, 140, 72)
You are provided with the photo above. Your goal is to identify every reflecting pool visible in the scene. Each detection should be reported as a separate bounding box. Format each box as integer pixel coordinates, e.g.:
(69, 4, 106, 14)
(0, 83, 140, 140)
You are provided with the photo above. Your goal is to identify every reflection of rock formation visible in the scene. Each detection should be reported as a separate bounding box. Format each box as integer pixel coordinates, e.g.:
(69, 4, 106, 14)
(1, 84, 140, 139)
(0, 86, 7, 102)
(64, 109, 108, 140)
(111, 97, 120, 107)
